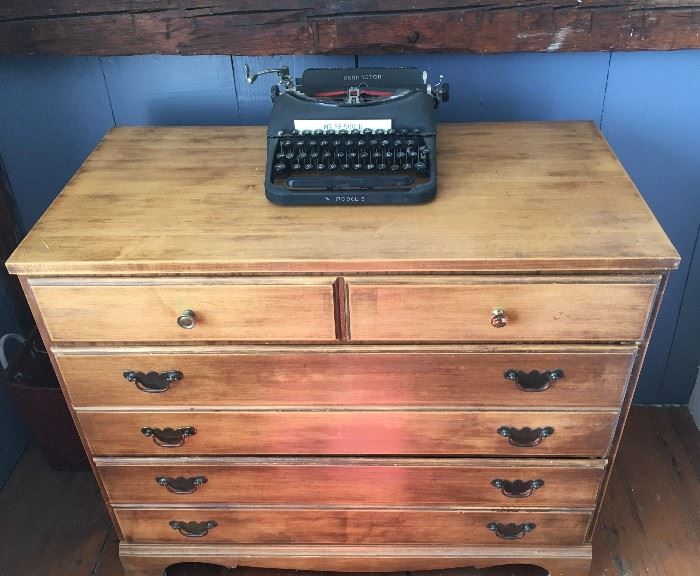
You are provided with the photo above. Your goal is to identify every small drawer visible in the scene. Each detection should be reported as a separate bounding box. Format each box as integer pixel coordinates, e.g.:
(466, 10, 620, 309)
(96, 457, 605, 508)
(347, 276, 658, 342)
(31, 278, 336, 343)
(77, 410, 617, 457)
(56, 347, 635, 409)
(114, 507, 591, 546)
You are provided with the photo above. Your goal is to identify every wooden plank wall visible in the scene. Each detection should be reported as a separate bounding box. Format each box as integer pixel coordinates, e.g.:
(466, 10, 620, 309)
(0, 52, 698, 407)
(0, 1, 699, 55)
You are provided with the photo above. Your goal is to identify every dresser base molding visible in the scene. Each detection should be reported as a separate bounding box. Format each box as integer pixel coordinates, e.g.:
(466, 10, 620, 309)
(119, 543, 592, 575)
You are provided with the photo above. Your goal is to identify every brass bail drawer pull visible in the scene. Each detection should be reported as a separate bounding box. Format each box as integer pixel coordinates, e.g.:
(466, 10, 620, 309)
(123, 370, 183, 393)
(177, 309, 197, 329)
(491, 478, 545, 498)
(169, 520, 217, 538)
(141, 426, 196, 448)
(156, 475, 208, 494)
(486, 522, 536, 540)
(497, 426, 554, 447)
(504, 369, 564, 392)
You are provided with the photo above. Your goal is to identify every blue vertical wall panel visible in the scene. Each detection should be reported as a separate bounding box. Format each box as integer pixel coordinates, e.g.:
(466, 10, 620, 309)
(479, 53, 609, 122)
(101, 56, 240, 125)
(0, 56, 114, 233)
(601, 50, 700, 403)
(233, 55, 355, 124)
(664, 224, 700, 403)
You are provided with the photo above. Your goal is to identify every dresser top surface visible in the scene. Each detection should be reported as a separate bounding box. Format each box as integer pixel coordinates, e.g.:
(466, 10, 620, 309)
(7, 122, 679, 276)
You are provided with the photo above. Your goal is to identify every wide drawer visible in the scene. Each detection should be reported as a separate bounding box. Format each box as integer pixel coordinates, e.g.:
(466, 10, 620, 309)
(30, 278, 336, 343)
(347, 276, 658, 342)
(114, 507, 591, 546)
(77, 410, 617, 457)
(56, 346, 635, 409)
(96, 457, 605, 508)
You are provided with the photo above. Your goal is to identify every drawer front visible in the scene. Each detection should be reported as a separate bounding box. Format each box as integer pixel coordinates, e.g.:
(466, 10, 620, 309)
(114, 508, 591, 546)
(347, 278, 658, 342)
(97, 458, 605, 508)
(78, 410, 617, 457)
(56, 348, 634, 409)
(31, 280, 336, 343)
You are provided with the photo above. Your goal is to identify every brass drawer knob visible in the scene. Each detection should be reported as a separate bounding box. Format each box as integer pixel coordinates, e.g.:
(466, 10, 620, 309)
(491, 308, 508, 328)
(504, 369, 563, 392)
(486, 522, 536, 540)
(123, 370, 183, 393)
(156, 475, 208, 494)
(497, 426, 554, 447)
(169, 520, 217, 538)
(141, 426, 196, 448)
(491, 478, 544, 498)
(177, 309, 197, 329)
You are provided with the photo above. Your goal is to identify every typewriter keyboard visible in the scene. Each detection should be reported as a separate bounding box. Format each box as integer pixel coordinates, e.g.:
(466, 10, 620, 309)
(271, 128, 431, 189)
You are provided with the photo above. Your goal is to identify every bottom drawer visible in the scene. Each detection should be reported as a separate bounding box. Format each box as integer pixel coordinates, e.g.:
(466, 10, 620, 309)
(114, 508, 591, 546)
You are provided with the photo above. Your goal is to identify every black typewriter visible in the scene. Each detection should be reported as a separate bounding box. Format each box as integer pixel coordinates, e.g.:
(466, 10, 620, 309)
(245, 65, 449, 205)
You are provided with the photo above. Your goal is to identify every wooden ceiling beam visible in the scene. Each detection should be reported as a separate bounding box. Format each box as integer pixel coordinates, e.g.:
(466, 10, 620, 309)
(0, 1, 698, 56)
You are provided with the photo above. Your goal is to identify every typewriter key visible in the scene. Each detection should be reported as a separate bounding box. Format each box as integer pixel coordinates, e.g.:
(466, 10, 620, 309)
(415, 162, 427, 172)
(366, 163, 376, 170)
(363, 128, 373, 134)
(274, 162, 287, 173)
(390, 164, 401, 171)
(341, 163, 350, 171)
(292, 163, 302, 171)
(353, 163, 363, 170)
(328, 163, 337, 170)
(402, 163, 412, 171)
(351, 129, 361, 135)
(378, 164, 387, 170)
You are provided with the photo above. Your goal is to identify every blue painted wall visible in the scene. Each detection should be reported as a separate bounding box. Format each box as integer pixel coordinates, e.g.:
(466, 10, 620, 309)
(0, 51, 698, 410)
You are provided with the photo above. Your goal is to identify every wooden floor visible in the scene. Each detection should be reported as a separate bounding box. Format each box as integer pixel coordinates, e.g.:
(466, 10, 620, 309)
(0, 406, 697, 576)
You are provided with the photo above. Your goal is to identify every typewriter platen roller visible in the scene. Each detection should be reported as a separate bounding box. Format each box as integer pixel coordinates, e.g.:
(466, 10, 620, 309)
(245, 65, 449, 205)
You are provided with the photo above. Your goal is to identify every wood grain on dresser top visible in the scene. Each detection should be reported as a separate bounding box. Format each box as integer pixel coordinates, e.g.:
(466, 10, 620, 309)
(6, 123, 679, 276)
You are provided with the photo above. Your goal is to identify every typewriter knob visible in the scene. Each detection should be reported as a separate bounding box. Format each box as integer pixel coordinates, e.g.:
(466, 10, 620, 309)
(439, 83, 450, 103)
(491, 308, 508, 329)
(177, 310, 197, 330)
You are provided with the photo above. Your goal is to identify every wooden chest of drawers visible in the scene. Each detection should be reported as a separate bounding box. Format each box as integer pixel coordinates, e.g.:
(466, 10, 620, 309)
(6, 123, 679, 576)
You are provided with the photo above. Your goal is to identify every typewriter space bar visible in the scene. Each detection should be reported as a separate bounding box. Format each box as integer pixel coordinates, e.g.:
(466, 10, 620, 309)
(287, 176, 414, 191)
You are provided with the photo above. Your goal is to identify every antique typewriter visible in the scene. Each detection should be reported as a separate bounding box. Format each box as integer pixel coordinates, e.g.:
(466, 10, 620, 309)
(245, 65, 449, 205)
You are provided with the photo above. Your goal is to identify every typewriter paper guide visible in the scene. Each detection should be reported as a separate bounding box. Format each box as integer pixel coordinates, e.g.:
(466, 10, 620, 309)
(5, 123, 680, 276)
(294, 119, 392, 132)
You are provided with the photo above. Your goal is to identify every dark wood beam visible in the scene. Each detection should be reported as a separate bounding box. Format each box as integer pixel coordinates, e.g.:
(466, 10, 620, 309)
(0, 1, 698, 56)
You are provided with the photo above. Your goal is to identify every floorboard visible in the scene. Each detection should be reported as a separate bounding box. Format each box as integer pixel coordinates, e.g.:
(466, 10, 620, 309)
(0, 406, 697, 576)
